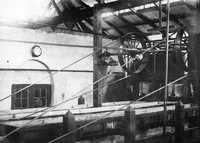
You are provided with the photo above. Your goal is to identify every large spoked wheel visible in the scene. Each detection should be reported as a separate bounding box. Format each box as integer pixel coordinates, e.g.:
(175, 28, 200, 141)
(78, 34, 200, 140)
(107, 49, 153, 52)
(118, 33, 149, 74)
(174, 29, 189, 72)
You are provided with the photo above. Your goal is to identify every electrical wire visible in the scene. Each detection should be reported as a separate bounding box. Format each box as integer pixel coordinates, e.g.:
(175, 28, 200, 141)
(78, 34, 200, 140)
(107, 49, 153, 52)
(1, 73, 132, 140)
(1, 40, 160, 139)
(48, 74, 188, 143)
(10, 32, 147, 119)
(20, 74, 132, 119)
(0, 36, 120, 103)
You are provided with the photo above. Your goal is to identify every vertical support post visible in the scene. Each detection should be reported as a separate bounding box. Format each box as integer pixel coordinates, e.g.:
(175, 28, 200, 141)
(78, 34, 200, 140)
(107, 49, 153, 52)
(152, 53, 157, 92)
(159, 0, 162, 31)
(63, 110, 75, 143)
(164, 0, 170, 136)
(93, 2, 103, 107)
(175, 101, 185, 143)
(125, 105, 136, 143)
(0, 125, 6, 142)
(195, 3, 200, 140)
(187, 3, 200, 140)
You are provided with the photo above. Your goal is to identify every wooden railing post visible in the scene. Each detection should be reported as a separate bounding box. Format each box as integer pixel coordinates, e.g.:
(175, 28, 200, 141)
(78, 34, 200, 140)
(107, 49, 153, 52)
(125, 105, 136, 143)
(63, 110, 75, 143)
(175, 101, 185, 143)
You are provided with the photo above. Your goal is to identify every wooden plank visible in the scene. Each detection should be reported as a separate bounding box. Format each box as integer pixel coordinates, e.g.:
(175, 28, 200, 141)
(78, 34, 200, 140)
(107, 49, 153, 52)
(124, 106, 136, 143)
(0, 102, 175, 120)
(0, 104, 182, 127)
(0, 102, 191, 124)
(63, 110, 75, 142)
(175, 101, 185, 143)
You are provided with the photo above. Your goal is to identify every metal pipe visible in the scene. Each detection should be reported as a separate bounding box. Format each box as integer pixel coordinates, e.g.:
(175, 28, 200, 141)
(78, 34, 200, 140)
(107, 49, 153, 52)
(164, 0, 170, 136)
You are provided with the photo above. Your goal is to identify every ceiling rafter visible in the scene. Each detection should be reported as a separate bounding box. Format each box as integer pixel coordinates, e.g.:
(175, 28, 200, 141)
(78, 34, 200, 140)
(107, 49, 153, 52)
(112, 12, 147, 39)
(103, 19, 124, 36)
(50, 0, 62, 15)
(153, 2, 184, 27)
(74, 0, 90, 8)
(77, 20, 91, 32)
(63, 0, 81, 30)
(84, 18, 110, 36)
(98, 0, 161, 13)
(26, 0, 161, 29)
(128, 7, 165, 35)
(51, 0, 73, 28)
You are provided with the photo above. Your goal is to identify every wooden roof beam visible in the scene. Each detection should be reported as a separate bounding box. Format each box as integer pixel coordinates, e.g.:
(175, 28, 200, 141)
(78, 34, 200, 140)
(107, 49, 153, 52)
(153, 2, 184, 27)
(74, 0, 90, 8)
(103, 19, 124, 36)
(84, 18, 110, 36)
(24, 0, 161, 29)
(99, 0, 161, 13)
(77, 20, 91, 32)
(128, 7, 164, 35)
(50, 0, 62, 15)
(112, 13, 147, 39)
(64, 0, 81, 30)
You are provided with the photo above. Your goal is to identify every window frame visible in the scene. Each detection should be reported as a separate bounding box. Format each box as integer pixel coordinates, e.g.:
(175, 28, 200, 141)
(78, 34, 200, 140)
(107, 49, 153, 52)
(11, 84, 51, 109)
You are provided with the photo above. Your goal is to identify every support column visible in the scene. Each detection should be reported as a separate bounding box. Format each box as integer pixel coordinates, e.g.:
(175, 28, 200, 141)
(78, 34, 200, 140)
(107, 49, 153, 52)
(186, 2, 200, 139)
(63, 110, 75, 143)
(175, 101, 185, 143)
(93, 2, 103, 107)
(124, 106, 136, 143)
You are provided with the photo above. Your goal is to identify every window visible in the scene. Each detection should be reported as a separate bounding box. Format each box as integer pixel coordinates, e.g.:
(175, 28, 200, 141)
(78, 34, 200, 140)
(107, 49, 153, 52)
(11, 84, 51, 109)
(13, 89, 29, 109)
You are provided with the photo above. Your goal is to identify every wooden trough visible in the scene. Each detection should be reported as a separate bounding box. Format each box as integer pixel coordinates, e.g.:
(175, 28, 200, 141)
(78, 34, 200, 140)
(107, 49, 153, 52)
(0, 101, 198, 143)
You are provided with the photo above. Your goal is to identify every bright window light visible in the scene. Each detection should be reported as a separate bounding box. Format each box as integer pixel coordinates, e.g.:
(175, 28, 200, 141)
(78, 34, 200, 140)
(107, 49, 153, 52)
(0, 0, 49, 22)
(148, 34, 162, 40)
(102, 12, 113, 18)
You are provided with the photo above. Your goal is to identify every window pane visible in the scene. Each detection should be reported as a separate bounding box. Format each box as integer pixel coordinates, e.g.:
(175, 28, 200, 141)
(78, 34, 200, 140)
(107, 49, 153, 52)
(41, 89, 46, 97)
(15, 99, 21, 108)
(22, 90, 28, 98)
(35, 89, 40, 97)
(35, 97, 42, 107)
(41, 98, 46, 107)
(22, 99, 27, 107)
(12, 84, 51, 109)
(15, 91, 21, 98)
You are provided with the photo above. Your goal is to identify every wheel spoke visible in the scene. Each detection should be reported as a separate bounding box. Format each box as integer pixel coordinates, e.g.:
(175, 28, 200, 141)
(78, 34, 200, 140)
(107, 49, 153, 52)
(118, 33, 148, 73)
(135, 41, 140, 48)
(184, 56, 188, 64)
(183, 31, 187, 38)
(183, 52, 187, 56)
(131, 39, 134, 49)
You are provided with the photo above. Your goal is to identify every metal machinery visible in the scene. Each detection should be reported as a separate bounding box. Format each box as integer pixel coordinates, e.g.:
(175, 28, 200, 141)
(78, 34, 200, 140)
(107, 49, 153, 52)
(100, 28, 192, 102)
(117, 29, 189, 74)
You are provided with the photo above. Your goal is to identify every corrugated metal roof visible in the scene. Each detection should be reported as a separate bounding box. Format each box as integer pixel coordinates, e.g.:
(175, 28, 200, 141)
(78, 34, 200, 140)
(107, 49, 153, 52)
(106, 28, 121, 37)
(0, 0, 197, 38)
(142, 10, 164, 21)
(105, 15, 126, 27)
(123, 14, 143, 23)
(67, 0, 196, 37)
(170, 3, 192, 17)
